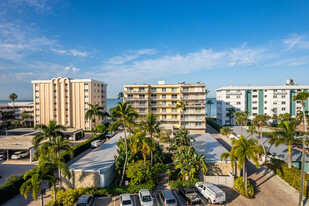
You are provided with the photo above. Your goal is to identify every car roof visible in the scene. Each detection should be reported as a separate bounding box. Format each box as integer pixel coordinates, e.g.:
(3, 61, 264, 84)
(183, 187, 195, 192)
(161, 190, 175, 200)
(196, 182, 214, 187)
(140, 189, 151, 196)
(120, 193, 131, 200)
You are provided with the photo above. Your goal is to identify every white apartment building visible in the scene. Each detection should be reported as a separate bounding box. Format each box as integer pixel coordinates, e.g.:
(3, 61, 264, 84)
(216, 79, 309, 126)
(0, 102, 34, 126)
(123, 81, 206, 133)
(31, 77, 107, 130)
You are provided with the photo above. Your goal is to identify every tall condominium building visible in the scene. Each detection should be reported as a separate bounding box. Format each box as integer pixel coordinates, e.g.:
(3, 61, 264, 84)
(123, 81, 206, 133)
(216, 79, 309, 126)
(31, 77, 107, 130)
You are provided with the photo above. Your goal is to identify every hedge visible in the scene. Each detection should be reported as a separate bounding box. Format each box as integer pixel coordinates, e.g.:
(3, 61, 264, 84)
(169, 178, 201, 189)
(234, 176, 254, 198)
(47, 184, 156, 206)
(0, 175, 25, 204)
(206, 118, 222, 132)
(265, 158, 309, 197)
(0, 133, 105, 205)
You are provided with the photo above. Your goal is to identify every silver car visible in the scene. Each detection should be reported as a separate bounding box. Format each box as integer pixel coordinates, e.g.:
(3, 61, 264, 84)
(120, 193, 133, 206)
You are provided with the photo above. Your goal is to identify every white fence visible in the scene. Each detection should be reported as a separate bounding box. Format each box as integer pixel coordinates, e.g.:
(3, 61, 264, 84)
(203, 172, 234, 187)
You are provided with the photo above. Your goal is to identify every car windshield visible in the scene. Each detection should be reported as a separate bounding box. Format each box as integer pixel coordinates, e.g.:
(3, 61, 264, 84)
(122, 200, 132, 205)
(186, 189, 195, 194)
(142, 195, 152, 202)
(166, 199, 176, 204)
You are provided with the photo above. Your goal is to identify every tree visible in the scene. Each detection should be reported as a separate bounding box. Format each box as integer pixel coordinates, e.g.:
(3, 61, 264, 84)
(96, 124, 107, 135)
(20, 164, 55, 206)
(278, 113, 291, 123)
(130, 130, 155, 164)
(246, 125, 257, 138)
(33, 120, 66, 148)
(221, 136, 262, 190)
(235, 111, 248, 136)
(10, 120, 21, 128)
(295, 111, 304, 125)
(118, 92, 124, 100)
(141, 113, 161, 166)
(292, 90, 309, 206)
(109, 102, 138, 186)
(173, 146, 207, 179)
(176, 101, 188, 128)
(85, 104, 109, 134)
(170, 128, 195, 150)
(206, 99, 214, 117)
(9, 93, 18, 118)
(220, 127, 232, 139)
(253, 114, 270, 156)
(226, 108, 236, 125)
(20, 112, 29, 127)
(269, 121, 298, 168)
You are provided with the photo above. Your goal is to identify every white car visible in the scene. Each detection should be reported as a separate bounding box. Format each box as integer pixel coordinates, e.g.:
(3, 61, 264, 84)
(120, 193, 133, 206)
(11, 151, 29, 160)
(195, 182, 225, 204)
(139, 189, 154, 206)
(91, 140, 105, 148)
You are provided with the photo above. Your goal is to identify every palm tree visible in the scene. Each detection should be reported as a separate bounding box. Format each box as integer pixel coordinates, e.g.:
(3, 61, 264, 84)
(176, 101, 188, 128)
(269, 121, 297, 168)
(221, 136, 262, 190)
(170, 128, 195, 150)
(295, 110, 304, 125)
(38, 154, 71, 201)
(37, 135, 73, 188)
(9, 93, 18, 118)
(246, 125, 257, 138)
(20, 164, 55, 206)
(235, 111, 248, 136)
(130, 130, 155, 164)
(85, 104, 109, 134)
(10, 120, 21, 128)
(20, 112, 28, 127)
(292, 90, 309, 206)
(206, 99, 214, 117)
(226, 108, 236, 125)
(253, 114, 270, 156)
(33, 120, 66, 148)
(118, 92, 124, 100)
(109, 102, 138, 186)
(141, 113, 161, 166)
(220, 127, 232, 139)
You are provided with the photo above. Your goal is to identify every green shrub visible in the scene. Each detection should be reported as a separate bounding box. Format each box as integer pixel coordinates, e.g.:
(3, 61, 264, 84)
(47, 184, 156, 206)
(0, 175, 25, 204)
(234, 177, 254, 198)
(265, 158, 309, 197)
(169, 178, 200, 189)
(206, 118, 222, 132)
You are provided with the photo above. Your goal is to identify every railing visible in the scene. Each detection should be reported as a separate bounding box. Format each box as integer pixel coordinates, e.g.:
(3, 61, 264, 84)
(181, 118, 204, 121)
(273, 92, 288, 95)
(181, 96, 205, 100)
(150, 103, 177, 107)
(181, 89, 204, 92)
(124, 97, 147, 100)
(125, 90, 148, 93)
(226, 92, 242, 95)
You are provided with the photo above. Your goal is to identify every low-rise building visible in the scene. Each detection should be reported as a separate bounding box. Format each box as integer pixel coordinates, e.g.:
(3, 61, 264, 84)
(216, 79, 309, 126)
(0, 102, 34, 127)
(123, 81, 206, 133)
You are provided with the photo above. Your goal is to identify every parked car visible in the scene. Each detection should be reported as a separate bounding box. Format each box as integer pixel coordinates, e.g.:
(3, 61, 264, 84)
(178, 187, 201, 205)
(91, 140, 105, 148)
(195, 182, 225, 204)
(157, 190, 177, 206)
(139, 189, 154, 206)
(76, 194, 94, 206)
(230, 132, 239, 140)
(120, 193, 133, 206)
(0, 152, 7, 160)
(11, 151, 29, 160)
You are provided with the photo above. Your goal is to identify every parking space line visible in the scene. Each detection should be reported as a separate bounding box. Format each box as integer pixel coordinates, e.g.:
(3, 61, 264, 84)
(173, 191, 183, 206)
(114, 196, 116, 206)
(153, 192, 159, 206)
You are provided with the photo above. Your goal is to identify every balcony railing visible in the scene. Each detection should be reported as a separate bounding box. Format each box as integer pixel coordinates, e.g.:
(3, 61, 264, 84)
(226, 92, 242, 95)
(125, 90, 148, 93)
(124, 97, 147, 100)
(181, 96, 205, 100)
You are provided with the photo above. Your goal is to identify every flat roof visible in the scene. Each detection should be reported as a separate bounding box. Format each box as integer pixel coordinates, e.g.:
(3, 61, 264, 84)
(232, 126, 309, 162)
(191, 133, 230, 162)
(31, 78, 106, 85)
(217, 85, 309, 91)
(6, 127, 81, 134)
(0, 133, 36, 150)
(0, 102, 33, 107)
(69, 133, 122, 174)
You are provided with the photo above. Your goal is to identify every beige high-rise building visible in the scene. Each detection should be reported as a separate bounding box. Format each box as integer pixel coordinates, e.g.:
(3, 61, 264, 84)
(123, 81, 206, 133)
(31, 77, 107, 130)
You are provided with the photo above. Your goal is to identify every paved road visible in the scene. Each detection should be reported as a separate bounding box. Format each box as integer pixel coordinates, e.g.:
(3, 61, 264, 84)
(207, 124, 306, 206)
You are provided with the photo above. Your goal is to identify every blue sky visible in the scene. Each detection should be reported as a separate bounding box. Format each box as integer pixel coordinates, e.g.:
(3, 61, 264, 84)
(1, 0, 309, 99)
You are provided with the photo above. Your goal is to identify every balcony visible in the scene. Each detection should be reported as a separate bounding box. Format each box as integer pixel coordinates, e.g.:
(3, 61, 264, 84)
(125, 90, 148, 93)
(180, 89, 204, 93)
(226, 92, 242, 95)
(273, 92, 288, 95)
(181, 96, 205, 100)
(181, 118, 205, 121)
(161, 118, 179, 121)
(150, 103, 177, 107)
(130, 104, 148, 108)
(124, 97, 147, 100)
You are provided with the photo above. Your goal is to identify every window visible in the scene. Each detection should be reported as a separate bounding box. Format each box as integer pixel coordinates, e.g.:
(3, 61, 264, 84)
(36, 121, 40, 123)
(253, 101, 257, 104)
(162, 108, 166, 112)
(195, 122, 202, 127)
(151, 88, 157, 92)
(172, 115, 177, 119)
(172, 101, 177, 105)
(54, 90, 56, 92)
(66, 121, 69, 124)
(162, 101, 166, 106)
(66, 102, 68, 105)
(35, 90, 39, 92)
(66, 109, 68, 111)
(171, 87, 177, 92)
(53, 84, 56, 86)
(196, 108, 201, 112)
(226, 96, 230, 99)
(65, 84, 68, 86)
(264, 95, 267, 98)
(151, 94, 157, 98)
(297, 101, 301, 104)
(54, 115, 57, 117)
(236, 95, 241, 98)
(54, 102, 57, 105)
(35, 115, 39, 117)
(162, 94, 166, 99)
(65, 90, 68, 92)
(66, 115, 68, 117)
(273, 95, 277, 98)
(264, 101, 267, 104)
(85, 96, 88, 98)
(172, 94, 177, 99)
(274, 89, 277, 92)
(84, 89, 88, 92)
(253, 107, 258, 110)
(84, 83, 88, 86)
(282, 101, 286, 104)
(253, 95, 257, 98)
(66, 96, 68, 98)
(54, 96, 56, 98)
(282, 95, 286, 98)
(237, 102, 241, 105)
(282, 108, 286, 111)
(54, 108, 57, 111)
(35, 109, 39, 111)
(253, 113, 257, 116)
(265, 107, 267, 110)
(172, 108, 177, 112)
(162, 88, 166, 92)
(35, 96, 39, 99)
(162, 115, 166, 120)
(253, 90, 257, 92)
(35, 103, 39, 105)
(85, 102, 89, 104)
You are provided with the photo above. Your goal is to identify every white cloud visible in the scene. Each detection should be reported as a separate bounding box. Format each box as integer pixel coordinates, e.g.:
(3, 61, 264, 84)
(63, 66, 80, 74)
(107, 49, 157, 65)
(16, 72, 34, 79)
(51, 48, 88, 57)
(283, 35, 309, 51)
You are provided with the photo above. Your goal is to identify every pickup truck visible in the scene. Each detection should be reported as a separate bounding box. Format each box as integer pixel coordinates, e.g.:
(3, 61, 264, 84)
(195, 182, 225, 204)
(178, 187, 201, 205)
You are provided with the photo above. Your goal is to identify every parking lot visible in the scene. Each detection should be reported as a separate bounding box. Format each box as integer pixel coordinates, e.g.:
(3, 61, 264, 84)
(93, 189, 233, 206)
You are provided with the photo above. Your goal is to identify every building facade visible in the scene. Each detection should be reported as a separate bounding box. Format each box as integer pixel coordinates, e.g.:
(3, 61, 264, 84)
(123, 81, 206, 133)
(31, 77, 107, 130)
(0, 102, 34, 127)
(216, 79, 309, 126)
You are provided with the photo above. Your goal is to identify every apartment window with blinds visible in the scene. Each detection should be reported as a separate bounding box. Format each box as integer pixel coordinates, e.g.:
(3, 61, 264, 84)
(172, 115, 177, 119)
(162, 115, 166, 120)
(151, 88, 157, 92)
(162, 108, 166, 112)
(162, 88, 166, 92)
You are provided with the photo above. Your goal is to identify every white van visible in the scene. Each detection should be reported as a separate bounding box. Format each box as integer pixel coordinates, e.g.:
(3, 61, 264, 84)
(91, 140, 105, 148)
(195, 182, 225, 204)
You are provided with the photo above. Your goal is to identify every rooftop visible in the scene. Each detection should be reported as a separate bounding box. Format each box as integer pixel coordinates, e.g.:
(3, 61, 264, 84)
(191, 133, 230, 162)
(0, 132, 38, 150)
(31, 77, 107, 85)
(69, 133, 122, 174)
(0, 102, 33, 107)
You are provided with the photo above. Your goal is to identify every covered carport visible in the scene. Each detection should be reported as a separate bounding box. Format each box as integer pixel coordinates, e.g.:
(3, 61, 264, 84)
(0, 132, 36, 162)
